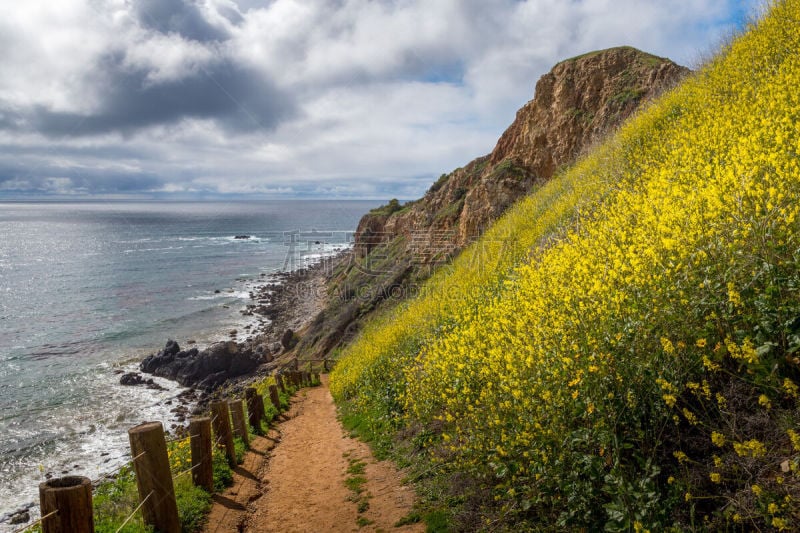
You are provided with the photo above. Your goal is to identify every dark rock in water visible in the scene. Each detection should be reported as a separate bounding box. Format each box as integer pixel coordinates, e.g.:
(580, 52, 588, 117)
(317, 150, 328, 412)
(234, 235, 251, 239)
(120, 372, 147, 386)
(281, 329, 297, 350)
(120, 372, 167, 391)
(165, 339, 180, 356)
(140, 341, 198, 379)
(140, 340, 261, 390)
(10, 510, 30, 525)
(214, 289, 221, 294)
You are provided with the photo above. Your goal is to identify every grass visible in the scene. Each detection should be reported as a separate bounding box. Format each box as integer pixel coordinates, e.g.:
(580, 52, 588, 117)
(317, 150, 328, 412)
(356, 516, 375, 527)
(86, 439, 229, 533)
(368, 198, 403, 217)
(344, 475, 367, 494)
(344, 454, 374, 528)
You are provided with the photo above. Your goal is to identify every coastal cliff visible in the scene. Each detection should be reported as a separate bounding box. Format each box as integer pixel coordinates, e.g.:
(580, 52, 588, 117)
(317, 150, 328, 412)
(293, 46, 689, 359)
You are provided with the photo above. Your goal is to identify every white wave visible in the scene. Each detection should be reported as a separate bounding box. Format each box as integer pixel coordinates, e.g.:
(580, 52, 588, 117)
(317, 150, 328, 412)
(187, 289, 251, 301)
(0, 366, 191, 530)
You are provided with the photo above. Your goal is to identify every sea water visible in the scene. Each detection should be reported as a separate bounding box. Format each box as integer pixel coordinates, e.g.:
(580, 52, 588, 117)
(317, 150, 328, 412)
(0, 200, 377, 526)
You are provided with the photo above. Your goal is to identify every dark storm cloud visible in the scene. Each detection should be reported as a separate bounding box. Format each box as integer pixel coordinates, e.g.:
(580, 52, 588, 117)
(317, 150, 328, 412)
(27, 52, 295, 137)
(0, 105, 23, 130)
(135, 0, 231, 42)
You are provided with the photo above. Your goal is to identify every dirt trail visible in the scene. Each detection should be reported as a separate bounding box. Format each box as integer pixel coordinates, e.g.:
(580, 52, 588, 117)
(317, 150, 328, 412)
(206, 376, 422, 532)
(203, 429, 280, 533)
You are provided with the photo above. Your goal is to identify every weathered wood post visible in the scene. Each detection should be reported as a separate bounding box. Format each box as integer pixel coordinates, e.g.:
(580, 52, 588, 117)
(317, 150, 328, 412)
(128, 422, 180, 533)
(39, 476, 94, 533)
(210, 401, 237, 466)
(189, 417, 213, 492)
(275, 374, 285, 394)
(229, 399, 249, 447)
(313, 372, 320, 385)
(268, 384, 281, 412)
(245, 388, 264, 433)
(323, 358, 329, 372)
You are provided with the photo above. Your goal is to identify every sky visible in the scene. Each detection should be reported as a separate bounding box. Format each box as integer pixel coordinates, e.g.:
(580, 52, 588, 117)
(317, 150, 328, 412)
(0, 0, 760, 200)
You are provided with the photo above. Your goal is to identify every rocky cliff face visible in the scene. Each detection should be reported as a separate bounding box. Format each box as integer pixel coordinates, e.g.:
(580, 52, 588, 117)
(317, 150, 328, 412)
(297, 47, 689, 359)
(355, 46, 689, 251)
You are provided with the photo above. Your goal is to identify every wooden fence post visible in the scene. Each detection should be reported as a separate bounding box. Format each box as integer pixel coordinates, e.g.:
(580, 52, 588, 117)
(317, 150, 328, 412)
(128, 422, 180, 533)
(245, 388, 264, 432)
(229, 399, 249, 447)
(275, 374, 285, 393)
(189, 417, 213, 492)
(39, 476, 94, 533)
(210, 401, 237, 466)
(268, 384, 281, 412)
(313, 373, 320, 385)
(323, 358, 329, 372)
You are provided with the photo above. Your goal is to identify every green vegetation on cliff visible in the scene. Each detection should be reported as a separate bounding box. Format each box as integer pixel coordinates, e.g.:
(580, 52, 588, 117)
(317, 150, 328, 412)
(331, 1, 800, 530)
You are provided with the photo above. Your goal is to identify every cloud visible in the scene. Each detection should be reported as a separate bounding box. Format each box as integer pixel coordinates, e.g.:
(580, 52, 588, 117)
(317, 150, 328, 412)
(0, 0, 762, 198)
(27, 51, 295, 137)
(134, 0, 232, 42)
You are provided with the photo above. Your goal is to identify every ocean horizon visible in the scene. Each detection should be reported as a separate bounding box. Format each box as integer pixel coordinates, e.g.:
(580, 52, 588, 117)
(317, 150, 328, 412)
(0, 199, 378, 526)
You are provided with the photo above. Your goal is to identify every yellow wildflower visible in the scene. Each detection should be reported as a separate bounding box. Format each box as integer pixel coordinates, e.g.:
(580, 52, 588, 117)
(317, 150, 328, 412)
(695, 338, 707, 348)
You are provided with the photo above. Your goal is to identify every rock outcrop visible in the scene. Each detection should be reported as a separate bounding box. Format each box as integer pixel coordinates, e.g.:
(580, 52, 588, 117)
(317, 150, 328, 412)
(353, 46, 689, 252)
(299, 48, 689, 361)
(140, 339, 263, 390)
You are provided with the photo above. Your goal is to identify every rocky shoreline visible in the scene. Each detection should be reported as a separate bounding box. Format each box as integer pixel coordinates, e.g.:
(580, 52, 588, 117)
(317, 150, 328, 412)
(0, 251, 349, 530)
(118, 250, 347, 426)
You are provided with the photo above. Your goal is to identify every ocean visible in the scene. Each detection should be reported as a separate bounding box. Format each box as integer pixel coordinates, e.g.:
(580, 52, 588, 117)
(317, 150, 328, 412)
(0, 200, 377, 526)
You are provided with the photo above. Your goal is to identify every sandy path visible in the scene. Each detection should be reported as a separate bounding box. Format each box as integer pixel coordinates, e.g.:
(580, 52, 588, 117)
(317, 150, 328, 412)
(244, 377, 422, 533)
(203, 429, 280, 533)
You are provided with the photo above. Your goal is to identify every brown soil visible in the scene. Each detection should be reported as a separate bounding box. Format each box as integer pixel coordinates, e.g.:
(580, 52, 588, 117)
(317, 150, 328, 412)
(205, 376, 422, 532)
(203, 429, 280, 533)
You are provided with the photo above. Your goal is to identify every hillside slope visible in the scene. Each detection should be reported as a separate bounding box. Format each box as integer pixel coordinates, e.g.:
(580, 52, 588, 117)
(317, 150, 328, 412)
(332, 1, 800, 530)
(295, 47, 687, 360)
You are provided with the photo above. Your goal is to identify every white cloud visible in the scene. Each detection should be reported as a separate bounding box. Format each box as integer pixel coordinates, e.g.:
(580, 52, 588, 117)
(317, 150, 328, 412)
(0, 0, 762, 198)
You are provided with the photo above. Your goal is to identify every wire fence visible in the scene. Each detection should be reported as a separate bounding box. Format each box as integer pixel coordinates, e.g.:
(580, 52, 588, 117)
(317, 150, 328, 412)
(11, 510, 58, 533)
(8, 371, 315, 533)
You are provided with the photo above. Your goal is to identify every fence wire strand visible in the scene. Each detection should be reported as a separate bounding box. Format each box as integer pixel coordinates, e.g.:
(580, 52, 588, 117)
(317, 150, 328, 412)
(172, 463, 201, 480)
(11, 509, 58, 533)
(130, 450, 147, 463)
(114, 490, 153, 533)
